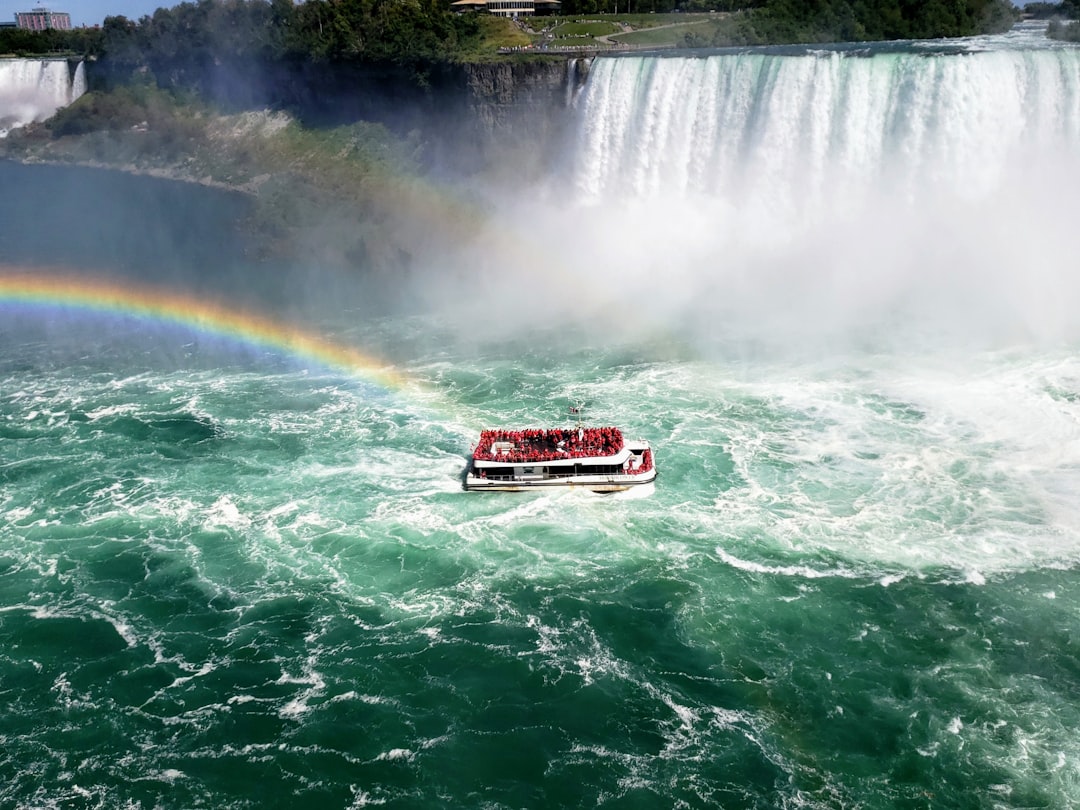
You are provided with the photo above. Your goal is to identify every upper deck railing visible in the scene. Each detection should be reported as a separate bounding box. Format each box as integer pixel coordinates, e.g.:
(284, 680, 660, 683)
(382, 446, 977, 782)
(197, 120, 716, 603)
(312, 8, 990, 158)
(473, 427, 624, 463)
(497, 41, 669, 56)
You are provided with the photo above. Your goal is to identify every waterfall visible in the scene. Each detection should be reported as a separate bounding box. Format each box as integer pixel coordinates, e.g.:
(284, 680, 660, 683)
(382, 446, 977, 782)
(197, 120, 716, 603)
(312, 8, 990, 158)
(573, 43, 1080, 218)
(71, 61, 87, 101)
(565, 57, 592, 108)
(534, 30, 1080, 348)
(0, 58, 87, 138)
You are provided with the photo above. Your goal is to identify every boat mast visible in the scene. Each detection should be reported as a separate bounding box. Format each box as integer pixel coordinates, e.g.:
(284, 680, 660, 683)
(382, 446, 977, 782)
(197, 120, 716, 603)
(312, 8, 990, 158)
(568, 399, 586, 429)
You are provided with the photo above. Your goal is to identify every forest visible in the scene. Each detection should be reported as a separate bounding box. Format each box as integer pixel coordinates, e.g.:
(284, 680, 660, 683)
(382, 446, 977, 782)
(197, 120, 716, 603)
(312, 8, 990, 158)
(1, 0, 1025, 67)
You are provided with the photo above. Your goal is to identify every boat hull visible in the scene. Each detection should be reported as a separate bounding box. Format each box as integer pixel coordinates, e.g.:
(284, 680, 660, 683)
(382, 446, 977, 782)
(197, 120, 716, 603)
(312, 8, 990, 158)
(464, 468, 656, 493)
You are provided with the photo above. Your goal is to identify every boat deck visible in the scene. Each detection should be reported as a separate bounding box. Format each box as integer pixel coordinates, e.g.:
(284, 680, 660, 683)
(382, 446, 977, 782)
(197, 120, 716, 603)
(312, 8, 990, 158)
(466, 426, 655, 492)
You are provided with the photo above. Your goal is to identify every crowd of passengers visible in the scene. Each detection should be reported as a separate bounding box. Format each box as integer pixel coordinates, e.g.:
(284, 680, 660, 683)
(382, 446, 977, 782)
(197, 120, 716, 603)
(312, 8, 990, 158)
(473, 427, 624, 462)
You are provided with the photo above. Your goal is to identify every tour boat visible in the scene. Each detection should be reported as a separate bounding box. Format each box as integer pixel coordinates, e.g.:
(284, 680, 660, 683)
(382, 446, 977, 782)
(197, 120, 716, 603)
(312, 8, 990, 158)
(464, 425, 655, 493)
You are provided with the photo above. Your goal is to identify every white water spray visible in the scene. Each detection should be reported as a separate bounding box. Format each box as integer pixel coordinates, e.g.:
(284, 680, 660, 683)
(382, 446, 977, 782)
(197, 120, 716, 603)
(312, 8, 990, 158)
(447, 37, 1080, 352)
(574, 46, 1080, 206)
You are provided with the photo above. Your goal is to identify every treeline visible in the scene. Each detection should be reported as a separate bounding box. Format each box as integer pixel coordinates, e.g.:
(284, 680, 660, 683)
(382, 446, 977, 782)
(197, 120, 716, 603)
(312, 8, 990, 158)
(1023, 1, 1080, 19)
(1, 0, 481, 64)
(0, 24, 105, 56)
(685, 0, 1017, 46)
(104, 0, 479, 65)
(1, 0, 1021, 65)
(1030, 0, 1080, 40)
(556, 0, 765, 16)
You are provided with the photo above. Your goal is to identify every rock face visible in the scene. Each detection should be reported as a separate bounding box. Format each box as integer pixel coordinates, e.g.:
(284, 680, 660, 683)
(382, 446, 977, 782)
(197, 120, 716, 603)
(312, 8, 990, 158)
(452, 58, 590, 178)
(463, 59, 582, 131)
(0, 56, 594, 284)
(86, 55, 588, 178)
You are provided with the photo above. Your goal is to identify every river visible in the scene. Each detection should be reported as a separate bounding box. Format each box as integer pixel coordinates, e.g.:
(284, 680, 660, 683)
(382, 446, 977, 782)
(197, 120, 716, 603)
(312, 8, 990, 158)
(2, 23, 1079, 809)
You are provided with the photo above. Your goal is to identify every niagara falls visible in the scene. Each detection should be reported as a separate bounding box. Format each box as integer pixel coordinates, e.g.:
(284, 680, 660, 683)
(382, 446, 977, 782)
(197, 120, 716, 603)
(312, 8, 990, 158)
(2, 7, 1080, 809)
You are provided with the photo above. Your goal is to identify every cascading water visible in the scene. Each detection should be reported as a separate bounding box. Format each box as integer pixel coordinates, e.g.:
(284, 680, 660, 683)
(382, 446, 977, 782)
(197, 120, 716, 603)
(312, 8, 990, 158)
(71, 60, 86, 100)
(0, 58, 87, 138)
(565, 57, 592, 107)
(574, 36, 1080, 205)
(516, 27, 1080, 351)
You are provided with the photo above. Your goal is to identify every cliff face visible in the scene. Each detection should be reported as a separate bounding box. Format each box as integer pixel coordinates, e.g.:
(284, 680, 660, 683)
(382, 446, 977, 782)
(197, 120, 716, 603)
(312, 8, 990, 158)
(463, 59, 583, 130)
(88, 56, 588, 179)
(1, 57, 593, 303)
(452, 58, 590, 178)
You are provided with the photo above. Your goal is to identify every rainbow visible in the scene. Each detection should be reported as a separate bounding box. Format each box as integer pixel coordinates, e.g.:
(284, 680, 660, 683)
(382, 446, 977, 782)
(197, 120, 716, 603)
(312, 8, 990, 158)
(0, 269, 407, 390)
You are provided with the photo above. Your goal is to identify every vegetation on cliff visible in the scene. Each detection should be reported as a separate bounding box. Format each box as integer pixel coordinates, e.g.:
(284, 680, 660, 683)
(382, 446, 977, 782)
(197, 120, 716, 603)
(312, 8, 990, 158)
(1047, 18, 1080, 38)
(2, 0, 1023, 66)
(1036, 0, 1080, 40)
(1, 79, 480, 276)
(0, 0, 482, 65)
(1023, 1, 1080, 19)
(0, 25, 102, 57)
(0, 0, 1026, 276)
(680, 0, 1017, 47)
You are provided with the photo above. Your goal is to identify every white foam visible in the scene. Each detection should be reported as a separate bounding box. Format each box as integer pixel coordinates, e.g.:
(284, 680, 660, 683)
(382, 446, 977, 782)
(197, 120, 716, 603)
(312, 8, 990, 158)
(6, 506, 33, 522)
(714, 547, 858, 580)
(348, 788, 388, 808)
(276, 662, 327, 720)
(85, 403, 139, 420)
(204, 495, 252, 531)
(375, 748, 415, 762)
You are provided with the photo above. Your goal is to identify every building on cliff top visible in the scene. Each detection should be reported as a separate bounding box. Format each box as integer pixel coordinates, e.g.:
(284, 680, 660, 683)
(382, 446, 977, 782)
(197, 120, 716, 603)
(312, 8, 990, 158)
(451, 0, 560, 17)
(15, 7, 72, 29)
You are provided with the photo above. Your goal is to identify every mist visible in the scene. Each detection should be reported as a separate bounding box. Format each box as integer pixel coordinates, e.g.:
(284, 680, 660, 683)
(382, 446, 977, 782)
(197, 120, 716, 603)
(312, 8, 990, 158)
(400, 43, 1080, 364)
(5, 34, 1080, 372)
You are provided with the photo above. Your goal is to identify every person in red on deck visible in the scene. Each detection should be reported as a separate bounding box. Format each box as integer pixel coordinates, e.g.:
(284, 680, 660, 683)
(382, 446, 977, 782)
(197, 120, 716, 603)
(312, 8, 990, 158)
(473, 426, 626, 462)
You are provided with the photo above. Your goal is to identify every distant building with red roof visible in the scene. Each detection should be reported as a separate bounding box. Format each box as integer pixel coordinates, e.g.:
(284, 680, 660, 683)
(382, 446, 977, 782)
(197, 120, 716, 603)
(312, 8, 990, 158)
(15, 8, 71, 30)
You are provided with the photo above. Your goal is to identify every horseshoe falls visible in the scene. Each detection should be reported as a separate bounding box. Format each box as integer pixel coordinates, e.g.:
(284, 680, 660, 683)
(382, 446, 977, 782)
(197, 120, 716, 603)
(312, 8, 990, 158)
(559, 34, 1080, 355)
(4, 28, 1080, 810)
(576, 42, 1080, 204)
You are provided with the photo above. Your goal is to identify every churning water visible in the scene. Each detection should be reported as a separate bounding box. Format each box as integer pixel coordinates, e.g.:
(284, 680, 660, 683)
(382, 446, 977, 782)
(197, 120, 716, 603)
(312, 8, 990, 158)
(3, 23, 1080, 809)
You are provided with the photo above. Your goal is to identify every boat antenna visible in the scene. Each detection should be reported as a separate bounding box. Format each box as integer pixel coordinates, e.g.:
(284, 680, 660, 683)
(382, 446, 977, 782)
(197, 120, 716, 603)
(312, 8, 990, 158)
(568, 399, 587, 428)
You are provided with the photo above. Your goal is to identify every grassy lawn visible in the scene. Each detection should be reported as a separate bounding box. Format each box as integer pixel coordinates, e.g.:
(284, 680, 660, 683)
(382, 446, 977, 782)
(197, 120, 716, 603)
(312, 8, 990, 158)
(550, 20, 621, 37)
(478, 11, 727, 53)
(611, 18, 714, 45)
(524, 13, 681, 29)
(605, 12, 712, 27)
(466, 15, 537, 57)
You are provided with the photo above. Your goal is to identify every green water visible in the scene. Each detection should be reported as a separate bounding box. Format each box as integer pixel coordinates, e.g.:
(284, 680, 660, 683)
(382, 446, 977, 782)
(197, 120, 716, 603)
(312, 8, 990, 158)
(3, 316, 1080, 809)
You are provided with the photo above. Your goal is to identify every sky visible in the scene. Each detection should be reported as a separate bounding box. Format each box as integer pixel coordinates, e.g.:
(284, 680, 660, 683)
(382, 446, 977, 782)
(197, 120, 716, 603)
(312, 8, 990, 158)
(0, 0, 1039, 30)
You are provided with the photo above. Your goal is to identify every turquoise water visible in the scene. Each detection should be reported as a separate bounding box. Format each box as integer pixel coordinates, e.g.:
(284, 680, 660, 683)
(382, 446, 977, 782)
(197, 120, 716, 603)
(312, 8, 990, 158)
(4, 315, 1080, 809)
